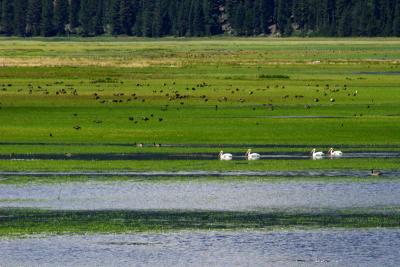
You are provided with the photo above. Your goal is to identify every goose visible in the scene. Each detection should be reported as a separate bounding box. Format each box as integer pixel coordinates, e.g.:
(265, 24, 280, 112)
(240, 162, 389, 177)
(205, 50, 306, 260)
(328, 148, 343, 157)
(311, 148, 324, 159)
(370, 169, 382, 176)
(219, 151, 233, 161)
(245, 149, 261, 160)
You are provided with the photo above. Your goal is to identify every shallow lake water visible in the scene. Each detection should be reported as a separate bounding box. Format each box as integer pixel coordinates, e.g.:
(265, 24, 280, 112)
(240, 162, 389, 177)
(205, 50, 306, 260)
(1, 229, 399, 267)
(1, 180, 400, 210)
(2, 169, 400, 177)
(1, 151, 400, 160)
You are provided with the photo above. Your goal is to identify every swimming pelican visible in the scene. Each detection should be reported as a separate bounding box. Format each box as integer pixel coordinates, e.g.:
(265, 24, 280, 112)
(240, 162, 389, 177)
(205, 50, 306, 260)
(245, 149, 261, 160)
(219, 151, 233, 161)
(328, 148, 343, 157)
(311, 148, 324, 159)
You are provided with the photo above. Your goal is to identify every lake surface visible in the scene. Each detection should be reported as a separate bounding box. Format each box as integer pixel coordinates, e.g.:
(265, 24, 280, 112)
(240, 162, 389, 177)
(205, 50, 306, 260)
(1, 180, 400, 210)
(1, 229, 399, 267)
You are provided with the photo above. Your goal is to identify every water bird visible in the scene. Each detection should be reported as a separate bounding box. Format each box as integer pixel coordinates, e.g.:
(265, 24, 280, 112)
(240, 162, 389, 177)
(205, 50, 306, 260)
(370, 169, 382, 176)
(219, 151, 233, 161)
(328, 148, 343, 157)
(245, 149, 260, 160)
(311, 148, 324, 159)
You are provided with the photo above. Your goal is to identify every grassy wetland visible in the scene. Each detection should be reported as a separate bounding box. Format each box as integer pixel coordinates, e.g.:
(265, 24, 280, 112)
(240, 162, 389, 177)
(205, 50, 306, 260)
(0, 37, 400, 243)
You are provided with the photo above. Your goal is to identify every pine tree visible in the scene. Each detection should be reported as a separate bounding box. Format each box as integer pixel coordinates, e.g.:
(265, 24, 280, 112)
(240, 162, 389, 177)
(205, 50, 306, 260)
(26, 0, 41, 36)
(351, 1, 367, 36)
(1, 0, 14, 35)
(293, 0, 307, 32)
(190, 0, 205, 36)
(160, 0, 174, 36)
(79, 0, 93, 36)
(168, 0, 178, 35)
(394, 1, 400, 36)
(14, 0, 27, 36)
(260, 0, 274, 34)
(69, 0, 80, 32)
(41, 0, 54, 36)
(234, 1, 245, 35)
(176, 0, 190, 36)
(120, 0, 133, 35)
(203, 0, 222, 35)
(276, 0, 293, 36)
(317, 0, 335, 35)
(367, 0, 380, 36)
(54, 0, 68, 35)
(152, 0, 162, 37)
(243, 0, 254, 36)
(142, 0, 154, 36)
(381, 0, 394, 36)
(111, 0, 121, 35)
(94, 0, 105, 35)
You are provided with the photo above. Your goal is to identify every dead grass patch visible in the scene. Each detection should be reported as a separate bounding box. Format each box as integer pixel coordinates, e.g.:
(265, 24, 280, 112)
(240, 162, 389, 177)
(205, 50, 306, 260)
(0, 57, 182, 68)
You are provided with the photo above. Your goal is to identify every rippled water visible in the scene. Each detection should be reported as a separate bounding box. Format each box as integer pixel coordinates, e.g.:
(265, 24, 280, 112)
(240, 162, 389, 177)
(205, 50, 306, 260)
(1, 181, 400, 210)
(1, 151, 400, 160)
(1, 169, 400, 177)
(1, 229, 399, 267)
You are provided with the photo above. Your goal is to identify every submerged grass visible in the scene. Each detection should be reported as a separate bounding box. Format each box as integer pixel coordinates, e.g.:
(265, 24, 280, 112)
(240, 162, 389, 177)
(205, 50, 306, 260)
(0, 208, 399, 236)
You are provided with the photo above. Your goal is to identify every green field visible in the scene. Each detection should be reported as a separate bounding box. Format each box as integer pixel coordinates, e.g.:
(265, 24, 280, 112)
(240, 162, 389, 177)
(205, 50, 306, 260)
(1, 37, 400, 173)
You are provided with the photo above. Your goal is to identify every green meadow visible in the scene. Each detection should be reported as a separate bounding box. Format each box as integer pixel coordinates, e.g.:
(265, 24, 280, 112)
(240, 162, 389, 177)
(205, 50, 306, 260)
(1, 38, 400, 172)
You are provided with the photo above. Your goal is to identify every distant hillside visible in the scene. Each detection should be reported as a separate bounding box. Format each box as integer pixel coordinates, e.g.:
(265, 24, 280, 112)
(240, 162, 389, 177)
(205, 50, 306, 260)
(1, 0, 399, 37)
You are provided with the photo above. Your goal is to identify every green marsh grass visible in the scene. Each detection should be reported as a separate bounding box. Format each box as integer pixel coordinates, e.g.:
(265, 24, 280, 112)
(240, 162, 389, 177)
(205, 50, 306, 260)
(1, 208, 399, 236)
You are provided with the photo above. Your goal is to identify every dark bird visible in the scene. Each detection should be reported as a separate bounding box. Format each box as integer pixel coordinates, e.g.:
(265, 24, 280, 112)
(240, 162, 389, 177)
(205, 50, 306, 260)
(370, 169, 382, 176)
(73, 125, 81, 130)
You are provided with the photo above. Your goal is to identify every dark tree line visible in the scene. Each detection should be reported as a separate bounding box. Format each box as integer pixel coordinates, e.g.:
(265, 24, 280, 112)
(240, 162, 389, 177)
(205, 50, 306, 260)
(0, 0, 399, 37)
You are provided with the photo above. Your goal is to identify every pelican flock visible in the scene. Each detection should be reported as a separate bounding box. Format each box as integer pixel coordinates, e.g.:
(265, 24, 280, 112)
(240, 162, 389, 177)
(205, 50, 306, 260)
(217, 148, 344, 160)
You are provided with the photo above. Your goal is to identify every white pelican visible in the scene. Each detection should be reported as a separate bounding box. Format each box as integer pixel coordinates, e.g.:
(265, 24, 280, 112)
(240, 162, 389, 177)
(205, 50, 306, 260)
(246, 149, 261, 160)
(328, 148, 343, 157)
(311, 148, 324, 159)
(219, 151, 233, 161)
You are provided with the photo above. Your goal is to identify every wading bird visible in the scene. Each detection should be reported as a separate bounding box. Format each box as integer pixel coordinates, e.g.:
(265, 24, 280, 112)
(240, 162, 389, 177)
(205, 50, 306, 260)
(245, 149, 261, 160)
(219, 151, 233, 161)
